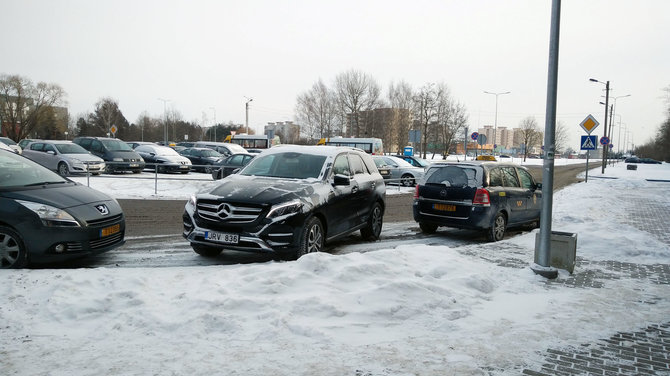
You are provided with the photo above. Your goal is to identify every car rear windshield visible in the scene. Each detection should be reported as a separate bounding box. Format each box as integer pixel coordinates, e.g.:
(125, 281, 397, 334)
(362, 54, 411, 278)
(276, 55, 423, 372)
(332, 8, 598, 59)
(424, 165, 480, 188)
(242, 152, 327, 179)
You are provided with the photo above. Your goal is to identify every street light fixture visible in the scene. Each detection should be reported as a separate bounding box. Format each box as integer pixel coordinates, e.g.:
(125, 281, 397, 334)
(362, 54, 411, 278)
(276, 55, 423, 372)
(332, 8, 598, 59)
(158, 98, 170, 145)
(245, 97, 253, 134)
(483, 90, 510, 155)
(589, 78, 610, 173)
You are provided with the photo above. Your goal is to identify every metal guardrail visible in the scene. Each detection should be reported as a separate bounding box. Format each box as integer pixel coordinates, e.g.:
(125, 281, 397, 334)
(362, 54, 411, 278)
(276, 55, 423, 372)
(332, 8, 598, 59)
(77, 162, 416, 195)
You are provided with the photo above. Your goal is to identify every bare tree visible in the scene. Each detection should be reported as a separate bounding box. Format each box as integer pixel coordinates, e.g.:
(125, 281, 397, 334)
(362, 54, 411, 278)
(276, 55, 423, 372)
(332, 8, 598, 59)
(334, 70, 380, 137)
(0, 74, 66, 141)
(413, 83, 438, 158)
(519, 116, 542, 161)
(554, 120, 569, 155)
(295, 79, 338, 140)
(388, 80, 413, 153)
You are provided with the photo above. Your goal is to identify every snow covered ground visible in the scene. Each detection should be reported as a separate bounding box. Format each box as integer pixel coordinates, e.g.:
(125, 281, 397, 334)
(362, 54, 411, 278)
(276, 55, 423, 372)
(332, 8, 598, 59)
(2, 160, 669, 375)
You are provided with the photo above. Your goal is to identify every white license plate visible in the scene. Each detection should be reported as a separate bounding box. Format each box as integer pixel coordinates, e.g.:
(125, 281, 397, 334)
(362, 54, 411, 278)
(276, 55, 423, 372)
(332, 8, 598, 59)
(129, 163, 139, 167)
(205, 231, 239, 244)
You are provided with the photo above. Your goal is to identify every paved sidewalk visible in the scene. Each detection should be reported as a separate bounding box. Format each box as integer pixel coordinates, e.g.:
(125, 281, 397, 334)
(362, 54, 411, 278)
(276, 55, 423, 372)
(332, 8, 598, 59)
(521, 192, 670, 375)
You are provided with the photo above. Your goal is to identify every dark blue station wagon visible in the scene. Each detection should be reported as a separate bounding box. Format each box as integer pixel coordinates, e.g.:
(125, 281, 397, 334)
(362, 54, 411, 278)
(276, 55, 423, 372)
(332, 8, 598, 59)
(413, 161, 542, 241)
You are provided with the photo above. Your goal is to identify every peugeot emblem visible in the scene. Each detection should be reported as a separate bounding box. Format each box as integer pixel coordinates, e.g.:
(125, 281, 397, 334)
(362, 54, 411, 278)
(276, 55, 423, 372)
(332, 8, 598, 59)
(439, 189, 447, 198)
(95, 204, 109, 215)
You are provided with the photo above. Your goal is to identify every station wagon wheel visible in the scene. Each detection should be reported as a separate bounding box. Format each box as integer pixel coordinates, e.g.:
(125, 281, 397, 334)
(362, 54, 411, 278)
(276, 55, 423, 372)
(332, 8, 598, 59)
(296, 217, 324, 259)
(57, 162, 69, 176)
(361, 202, 383, 240)
(487, 212, 507, 242)
(0, 226, 28, 269)
(401, 174, 415, 187)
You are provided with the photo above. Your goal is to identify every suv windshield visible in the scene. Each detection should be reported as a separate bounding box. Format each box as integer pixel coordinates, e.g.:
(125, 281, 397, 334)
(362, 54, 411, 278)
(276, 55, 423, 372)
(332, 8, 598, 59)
(242, 152, 326, 179)
(101, 139, 134, 151)
(55, 143, 89, 154)
(0, 150, 68, 187)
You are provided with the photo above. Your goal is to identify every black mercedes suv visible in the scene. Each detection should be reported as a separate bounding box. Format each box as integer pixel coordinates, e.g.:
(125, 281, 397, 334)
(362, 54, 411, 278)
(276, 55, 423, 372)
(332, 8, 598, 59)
(183, 145, 386, 260)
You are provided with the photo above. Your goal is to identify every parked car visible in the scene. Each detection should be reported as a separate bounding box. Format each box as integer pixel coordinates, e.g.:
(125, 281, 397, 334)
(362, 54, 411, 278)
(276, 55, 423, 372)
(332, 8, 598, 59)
(193, 141, 247, 157)
(0, 137, 22, 154)
(21, 140, 106, 176)
(73, 137, 145, 173)
(639, 157, 662, 164)
(211, 152, 256, 180)
(0, 150, 126, 268)
(372, 155, 424, 186)
(371, 156, 392, 182)
(394, 154, 431, 169)
(18, 138, 40, 150)
(179, 147, 224, 172)
(624, 156, 640, 163)
(135, 144, 192, 173)
(183, 145, 386, 260)
(0, 142, 13, 152)
(413, 161, 542, 241)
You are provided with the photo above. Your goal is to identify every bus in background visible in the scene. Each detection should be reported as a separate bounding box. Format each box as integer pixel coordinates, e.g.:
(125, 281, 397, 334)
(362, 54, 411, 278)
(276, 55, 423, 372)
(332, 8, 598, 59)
(224, 134, 276, 150)
(317, 137, 383, 155)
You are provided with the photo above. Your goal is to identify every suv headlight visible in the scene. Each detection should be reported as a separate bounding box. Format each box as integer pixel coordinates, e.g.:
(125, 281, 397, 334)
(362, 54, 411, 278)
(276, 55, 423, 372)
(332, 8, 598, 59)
(267, 199, 303, 219)
(16, 200, 80, 227)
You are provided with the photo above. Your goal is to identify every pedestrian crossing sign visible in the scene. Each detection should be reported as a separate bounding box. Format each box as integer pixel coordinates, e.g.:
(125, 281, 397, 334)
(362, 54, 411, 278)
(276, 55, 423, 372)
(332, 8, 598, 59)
(581, 135, 597, 150)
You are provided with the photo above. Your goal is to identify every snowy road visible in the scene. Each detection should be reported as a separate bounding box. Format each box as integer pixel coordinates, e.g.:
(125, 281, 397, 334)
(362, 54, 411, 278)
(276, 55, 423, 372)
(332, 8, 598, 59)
(38, 221, 513, 269)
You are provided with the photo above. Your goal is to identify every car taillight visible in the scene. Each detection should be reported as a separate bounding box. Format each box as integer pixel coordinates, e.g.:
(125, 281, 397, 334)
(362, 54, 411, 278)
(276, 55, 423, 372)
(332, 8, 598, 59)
(473, 188, 490, 205)
(414, 185, 420, 198)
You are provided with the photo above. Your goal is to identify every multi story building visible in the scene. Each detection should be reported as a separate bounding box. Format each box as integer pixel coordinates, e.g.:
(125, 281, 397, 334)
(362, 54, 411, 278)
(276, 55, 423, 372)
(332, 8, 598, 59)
(264, 121, 301, 144)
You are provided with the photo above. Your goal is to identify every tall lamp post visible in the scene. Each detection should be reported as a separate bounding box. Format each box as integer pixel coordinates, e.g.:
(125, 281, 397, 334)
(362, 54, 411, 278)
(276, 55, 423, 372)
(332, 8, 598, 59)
(245, 97, 253, 134)
(209, 107, 216, 142)
(589, 78, 610, 173)
(483, 90, 510, 155)
(609, 94, 630, 154)
(158, 98, 170, 145)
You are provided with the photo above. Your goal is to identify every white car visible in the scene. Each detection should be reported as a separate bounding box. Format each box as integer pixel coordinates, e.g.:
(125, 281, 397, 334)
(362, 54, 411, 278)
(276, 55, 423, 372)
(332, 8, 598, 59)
(0, 141, 13, 152)
(22, 140, 106, 176)
(0, 137, 22, 154)
(135, 144, 192, 173)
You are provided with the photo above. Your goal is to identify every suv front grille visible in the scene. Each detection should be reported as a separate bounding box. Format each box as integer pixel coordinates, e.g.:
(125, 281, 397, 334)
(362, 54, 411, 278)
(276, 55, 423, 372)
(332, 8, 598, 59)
(196, 199, 264, 224)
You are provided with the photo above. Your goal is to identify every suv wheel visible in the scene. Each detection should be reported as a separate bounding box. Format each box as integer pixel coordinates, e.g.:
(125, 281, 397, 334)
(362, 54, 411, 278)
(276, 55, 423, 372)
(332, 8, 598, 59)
(57, 162, 69, 176)
(296, 216, 323, 259)
(0, 226, 28, 269)
(487, 212, 507, 242)
(419, 222, 438, 234)
(192, 244, 222, 257)
(401, 174, 415, 187)
(361, 202, 383, 240)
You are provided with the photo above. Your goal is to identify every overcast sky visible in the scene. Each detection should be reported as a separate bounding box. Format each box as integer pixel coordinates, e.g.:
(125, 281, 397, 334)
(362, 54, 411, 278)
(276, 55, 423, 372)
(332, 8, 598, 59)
(2, 0, 669, 150)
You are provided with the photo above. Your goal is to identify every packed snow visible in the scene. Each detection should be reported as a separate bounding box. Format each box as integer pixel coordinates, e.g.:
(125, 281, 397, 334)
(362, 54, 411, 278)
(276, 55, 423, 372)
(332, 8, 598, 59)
(2, 160, 669, 375)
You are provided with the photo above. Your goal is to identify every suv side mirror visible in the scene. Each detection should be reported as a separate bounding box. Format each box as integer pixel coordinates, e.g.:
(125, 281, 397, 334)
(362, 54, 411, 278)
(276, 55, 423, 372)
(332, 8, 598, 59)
(333, 174, 350, 186)
(535, 182, 542, 190)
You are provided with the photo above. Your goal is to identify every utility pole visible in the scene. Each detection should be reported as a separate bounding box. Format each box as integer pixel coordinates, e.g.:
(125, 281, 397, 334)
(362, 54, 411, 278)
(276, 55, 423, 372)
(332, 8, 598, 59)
(589, 79, 609, 173)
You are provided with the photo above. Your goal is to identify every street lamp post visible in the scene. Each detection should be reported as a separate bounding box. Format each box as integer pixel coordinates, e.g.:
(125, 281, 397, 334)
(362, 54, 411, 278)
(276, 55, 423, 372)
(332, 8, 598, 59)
(158, 98, 170, 145)
(245, 97, 253, 134)
(609, 94, 630, 154)
(209, 107, 216, 142)
(483, 90, 510, 155)
(589, 78, 610, 173)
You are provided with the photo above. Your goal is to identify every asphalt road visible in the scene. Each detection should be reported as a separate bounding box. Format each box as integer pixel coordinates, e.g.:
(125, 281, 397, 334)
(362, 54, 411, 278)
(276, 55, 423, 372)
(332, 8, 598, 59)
(118, 163, 588, 238)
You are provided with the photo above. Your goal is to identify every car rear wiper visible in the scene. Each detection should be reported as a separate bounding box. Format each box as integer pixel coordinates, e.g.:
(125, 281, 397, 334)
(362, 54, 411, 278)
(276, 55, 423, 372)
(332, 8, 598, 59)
(24, 181, 69, 187)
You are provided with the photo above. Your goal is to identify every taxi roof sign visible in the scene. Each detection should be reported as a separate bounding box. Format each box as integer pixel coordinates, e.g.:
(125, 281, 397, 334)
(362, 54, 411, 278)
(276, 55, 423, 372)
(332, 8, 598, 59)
(580, 114, 599, 134)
